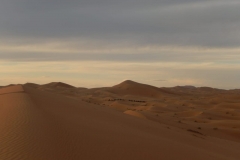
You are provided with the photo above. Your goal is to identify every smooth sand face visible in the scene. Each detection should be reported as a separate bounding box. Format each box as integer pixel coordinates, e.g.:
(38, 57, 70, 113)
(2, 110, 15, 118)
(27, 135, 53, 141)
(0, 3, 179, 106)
(1, 83, 240, 160)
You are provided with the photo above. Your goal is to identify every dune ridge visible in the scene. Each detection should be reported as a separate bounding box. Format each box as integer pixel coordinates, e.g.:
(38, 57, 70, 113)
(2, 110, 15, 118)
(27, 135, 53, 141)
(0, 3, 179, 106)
(41, 82, 76, 88)
(0, 85, 24, 95)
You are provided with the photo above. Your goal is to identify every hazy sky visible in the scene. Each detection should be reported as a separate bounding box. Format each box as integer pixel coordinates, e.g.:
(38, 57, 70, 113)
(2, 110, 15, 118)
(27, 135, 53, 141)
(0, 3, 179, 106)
(0, 0, 240, 88)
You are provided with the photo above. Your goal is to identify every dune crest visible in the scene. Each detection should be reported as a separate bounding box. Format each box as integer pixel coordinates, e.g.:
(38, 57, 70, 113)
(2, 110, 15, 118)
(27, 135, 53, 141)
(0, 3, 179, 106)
(0, 85, 24, 95)
(42, 82, 76, 88)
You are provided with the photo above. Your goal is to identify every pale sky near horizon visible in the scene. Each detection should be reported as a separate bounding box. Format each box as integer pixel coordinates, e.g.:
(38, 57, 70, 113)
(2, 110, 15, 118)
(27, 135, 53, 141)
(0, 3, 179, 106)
(0, 0, 240, 89)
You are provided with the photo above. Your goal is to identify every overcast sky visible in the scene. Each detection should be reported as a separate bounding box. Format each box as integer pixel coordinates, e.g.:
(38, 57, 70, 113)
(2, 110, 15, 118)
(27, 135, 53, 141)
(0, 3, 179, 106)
(0, 0, 240, 88)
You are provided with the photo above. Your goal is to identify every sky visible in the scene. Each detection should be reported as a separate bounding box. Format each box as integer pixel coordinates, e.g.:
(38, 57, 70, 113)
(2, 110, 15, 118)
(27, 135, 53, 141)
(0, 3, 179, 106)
(0, 0, 240, 89)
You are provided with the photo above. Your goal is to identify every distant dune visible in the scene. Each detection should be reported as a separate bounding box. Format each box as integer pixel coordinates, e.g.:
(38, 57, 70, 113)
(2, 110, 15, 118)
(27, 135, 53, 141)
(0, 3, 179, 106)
(0, 85, 24, 95)
(24, 82, 40, 88)
(1, 81, 240, 160)
(41, 82, 76, 88)
(105, 80, 176, 98)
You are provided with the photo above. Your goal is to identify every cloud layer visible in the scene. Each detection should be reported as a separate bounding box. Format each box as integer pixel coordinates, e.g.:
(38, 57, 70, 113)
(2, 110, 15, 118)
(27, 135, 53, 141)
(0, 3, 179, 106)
(1, 0, 240, 48)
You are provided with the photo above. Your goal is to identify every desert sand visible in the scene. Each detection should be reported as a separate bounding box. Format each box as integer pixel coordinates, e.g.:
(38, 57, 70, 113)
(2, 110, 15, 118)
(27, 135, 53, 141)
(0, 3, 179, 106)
(0, 81, 240, 160)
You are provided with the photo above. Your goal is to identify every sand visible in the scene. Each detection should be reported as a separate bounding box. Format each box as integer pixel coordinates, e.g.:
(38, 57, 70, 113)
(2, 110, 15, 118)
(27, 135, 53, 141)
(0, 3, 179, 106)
(0, 82, 240, 160)
(0, 85, 24, 95)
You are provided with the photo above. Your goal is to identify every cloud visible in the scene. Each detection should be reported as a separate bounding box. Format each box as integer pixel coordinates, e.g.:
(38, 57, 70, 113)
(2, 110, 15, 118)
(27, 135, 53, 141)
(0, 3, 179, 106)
(0, 0, 239, 62)
(0, 0, 239, 48)
(153, 79, 168, 82)
(0, 40, 240, 62)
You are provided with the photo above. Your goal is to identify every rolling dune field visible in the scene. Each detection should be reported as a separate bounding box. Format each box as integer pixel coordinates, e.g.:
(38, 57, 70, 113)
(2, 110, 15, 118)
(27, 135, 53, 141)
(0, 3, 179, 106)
(0, 81, 240, 160)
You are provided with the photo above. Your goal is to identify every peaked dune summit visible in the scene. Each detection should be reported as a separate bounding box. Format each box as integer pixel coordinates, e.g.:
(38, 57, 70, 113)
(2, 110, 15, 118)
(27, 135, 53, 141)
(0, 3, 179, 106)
(42, 82, 76, 88)
(105, 80, 175, 97)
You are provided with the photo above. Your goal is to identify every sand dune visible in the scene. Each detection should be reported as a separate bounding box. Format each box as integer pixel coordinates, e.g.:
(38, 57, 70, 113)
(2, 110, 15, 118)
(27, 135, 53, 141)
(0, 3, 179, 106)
(0, 85, 24, 95)
(1, 82, 240, 159)
(24, 83, 39, 89)
(41, 82, 76, 88)
(106, 80, 176, 98)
